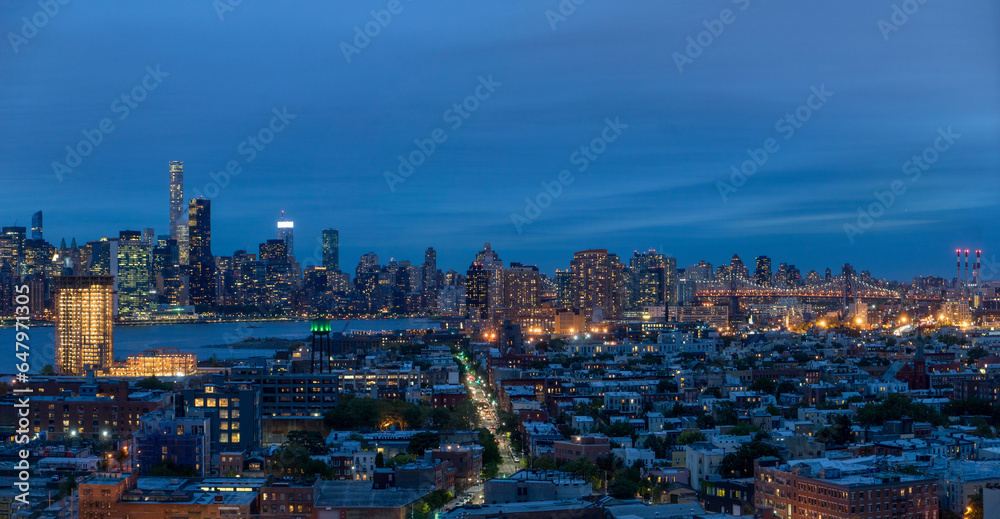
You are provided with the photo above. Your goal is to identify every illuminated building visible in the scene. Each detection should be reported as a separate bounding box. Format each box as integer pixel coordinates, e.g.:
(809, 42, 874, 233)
(188, 198, 216, 307)
(277, 212, 294, 259)
(754, 255, 772, 286)
(55, 275, 115, 375)
(116, 231, 150, 317)
(109, 347, 197, 377)
(151, 236, 182, 305)
(168, 161, 184, 240)
(569, 249, 625, 320)
(755, 458, 938, 519)
(466, 263, 489, 318)
(503, 263, 540, 321)
(31, 210, 42, 240)
(322, 228, 340, 271)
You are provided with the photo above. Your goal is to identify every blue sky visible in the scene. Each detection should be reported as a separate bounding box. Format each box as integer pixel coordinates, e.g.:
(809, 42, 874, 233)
(1, 0, 997, 279)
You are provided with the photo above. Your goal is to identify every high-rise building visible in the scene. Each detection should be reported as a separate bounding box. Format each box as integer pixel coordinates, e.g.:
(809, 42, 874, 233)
(87, 238, 112, 275)
(570, 249, 626, 321)
(465, 263, 489, 318)
(474, 243, 504, 318)
(169, 161, 184, 240)
(188, 199, 216, 307)
(31, 211, 42, 240)
(321, 229, 340, 272)
(422, 247, 438, 310)
(503, 263, 540, 320)
(630, 250, 677, 308)
(754, 256, 772, 286)
(685, 261, 714, 281)
(259, 239, 288, 263)
(555, 270, 573, 308)
(277, 211, 294, 260)
(152, 237, 182, 305)
(54, 275, 115, 375)
(729, 254, 749, 279)
(116, 231, 150, 317)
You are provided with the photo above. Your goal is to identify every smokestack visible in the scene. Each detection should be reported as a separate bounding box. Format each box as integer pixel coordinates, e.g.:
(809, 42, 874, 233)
(976, 250, 982, 287)
(965, 250, 970, 293)
(957, 249, 962, 290)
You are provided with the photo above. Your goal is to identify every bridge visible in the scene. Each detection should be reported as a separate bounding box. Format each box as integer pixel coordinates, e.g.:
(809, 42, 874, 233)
(693, 273, 937, 305)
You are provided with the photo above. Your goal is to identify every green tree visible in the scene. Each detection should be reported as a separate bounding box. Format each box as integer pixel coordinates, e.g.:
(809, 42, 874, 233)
(968, 488, 984, 519)
(40, 364, 56, 376)
(718, 442, 782, 478)
(676, 430, 706, 445)
(135, 375, 173, 391)
(56, 476, 77, 499)
(968, 347, 989, 364)
(727, 422, 762, 436)
(750, 378, 777, 394)
(817, 415, 853, 446)
(149, 460, 199, 477)
(375, 452, 385, 468)
(608, 479, 639, 499)
(407, 432, 442, 455)
(657, 378, 678, 393)
(287, 430, 329, 454)
(478, 428, 502, 464)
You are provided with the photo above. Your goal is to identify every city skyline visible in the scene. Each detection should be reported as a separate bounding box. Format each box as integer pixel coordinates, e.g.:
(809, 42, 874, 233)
(2, 1, 998, 280)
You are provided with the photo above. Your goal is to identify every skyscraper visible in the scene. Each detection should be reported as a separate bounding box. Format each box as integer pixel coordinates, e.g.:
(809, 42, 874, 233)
(754, 256, 772, 287)
(321, 229, 339, 272)
(570, 249, 626, 321)
(116, 231, 150, 317)
(55, 275, 115, 375)
(31, 211, 42, 240)
(169, 161, 184, 239)
(465, 263, 489, 318)
(277, 212, 294, 259)
(188, 199, 216, 307)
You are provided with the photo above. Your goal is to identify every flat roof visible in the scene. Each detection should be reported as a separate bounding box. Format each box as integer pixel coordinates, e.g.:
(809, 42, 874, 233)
(314, 481, 428, 508)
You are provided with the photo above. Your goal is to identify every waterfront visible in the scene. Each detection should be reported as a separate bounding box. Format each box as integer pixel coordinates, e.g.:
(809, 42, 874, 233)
(0, 318, 435, 375)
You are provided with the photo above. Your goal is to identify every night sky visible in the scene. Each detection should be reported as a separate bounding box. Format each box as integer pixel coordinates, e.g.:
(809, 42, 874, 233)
(1, 1, 998, 280)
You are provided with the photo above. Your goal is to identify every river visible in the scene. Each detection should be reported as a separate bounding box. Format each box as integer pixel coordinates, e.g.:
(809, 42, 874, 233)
(0, 318, 435, 375)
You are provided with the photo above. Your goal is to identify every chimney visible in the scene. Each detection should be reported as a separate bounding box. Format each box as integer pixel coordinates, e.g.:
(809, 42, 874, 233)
(965, 250, 970, 296)
(976, 250, 981, 287)
(957, 250, 962, 291)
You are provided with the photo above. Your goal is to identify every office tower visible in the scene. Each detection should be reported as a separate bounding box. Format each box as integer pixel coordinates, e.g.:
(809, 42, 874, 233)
(422, 247, 438, 310)
(630, 250, 677, 308)
(503, 263, 540, 320)
(321, 229, 339, 272)
(177, 217, 189, 266)
(259, 239, 289, 263)
(277, 212, 294, 259)
(684, 260, 714, 281)
(465, 263, 489, 318)
(87, 238, 112, 275)
(152, 237, 182, 305)
(31, 211, 42, 240)
(555, 270, 573, 308)
(116, 231, 150, 317)
(474, 243, 504, 318)
(729, 254, 749, 279)
(188, 199, 216, 307)
(754, 256, 772, 287)
(825, 268, 832, 281)
(169, 161, 184, 239)
(237, 260, 267, 307)
(1, 227, 26, 273)
(570, 249, 625, 321)
(54, 275, 115, 375)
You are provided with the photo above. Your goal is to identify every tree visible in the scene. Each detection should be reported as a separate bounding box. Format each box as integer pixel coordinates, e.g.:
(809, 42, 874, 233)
(604, 421, 637, 443)
(56, 476, 77, 499)
(676, 430, 706, 445)
(817, 415, 853, 446)
(40, 364, 56, 376)
(718, 442, 781, 478)
(608, 479, 639, 499)
(657, 378, 678, 393)
(750, 378, 777, 395)
(968, 488, 984, 519)
(776, 380, 798, 396)
(268, 444, 334, 479)
(478, 428, 502, 464)
(375, 452, 385, 468)
(407, 432, 441, 455)
(855, 394, 946, 427)
(135, 375, 173, 391)
(149, 460, 199, 477)
(727, 422, 762, 436)
(968, 347, 989, 364)
(287, 430, 329, 454)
